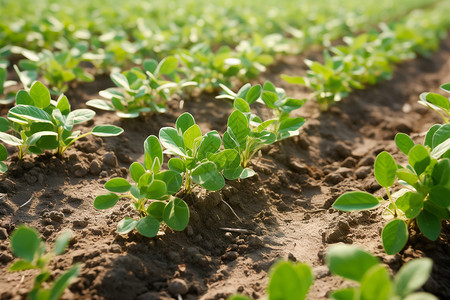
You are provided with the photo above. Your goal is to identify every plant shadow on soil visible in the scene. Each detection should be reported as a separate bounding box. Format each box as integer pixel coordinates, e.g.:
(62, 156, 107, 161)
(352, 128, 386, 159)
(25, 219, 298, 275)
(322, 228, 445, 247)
(1, 37, 450, 299)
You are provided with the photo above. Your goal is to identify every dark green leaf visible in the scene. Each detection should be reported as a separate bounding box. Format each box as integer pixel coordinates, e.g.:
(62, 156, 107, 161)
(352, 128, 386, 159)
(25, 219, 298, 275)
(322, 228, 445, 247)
(424, 124, 441, 148)
(0, 144, 7, 161)
(0, 117, 10, 132)
(227, 110, 249, 147)
(197, 130, 221, 160)
(10, 226, 41, 262)
(147, 201, 166, 221)
(245, 85, 261, 104)
(382, 219, 408, 255)
(168, 158, 186, 173)
(163, 198, 189, 231)
(432, 124, 450, 149)
(145, 179, 167, 199)
(144, 135, 163, 171)
(408, 145, 430, 175)
(192, 162, 225, 191)
(105, 178, 131, 193)
(154, 170, 183, 194)
(136, 216, 160, 238)
(176, 112, 195, 135)
(117, 217, 137, 234)
(49, 264, 80, 300)
(429, 186, 450, 207)
(94, 193, 120, 210)
(374, 151, 397, 187)
(396, 191, 424, 219)
(417, 210, 441, 241)
(333, 191, 380, 211)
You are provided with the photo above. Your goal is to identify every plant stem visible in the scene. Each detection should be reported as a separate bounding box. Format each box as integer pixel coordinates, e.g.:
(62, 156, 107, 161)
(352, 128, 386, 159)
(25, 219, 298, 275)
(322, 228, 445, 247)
(385, 187, 399, 217)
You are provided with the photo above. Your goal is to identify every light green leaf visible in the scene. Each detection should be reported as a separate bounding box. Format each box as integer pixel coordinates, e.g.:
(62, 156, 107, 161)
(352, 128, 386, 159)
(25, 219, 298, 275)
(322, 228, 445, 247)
(408, 145, 430, 176)
(117, 217, 137, 234)
(8, 105, 53, 124)
(159, 127, 185, 156)
(144, 135, 163, 171)
(396, 191, 424, 219)
(394, 258, 433, 297)
(176, 112, 195, 135)
(267, 261, 313, 300)
(129, 162, 146, 183)
(183, 124, 202, 150)
(360, 265, 392, 300)
(105, 178, 131, 193)
(333, 191, 380, 211)
(395, 133, 415, 155)
(374, 151, 397, 187)
(94, 193, 120, 210)
(92, 125, 123, 137)
(10, 226, 41, 262)
(163, 198, 189, 231)
(157, 56, 178, 74)
(147, 201, 165, 221)
(192, 162, 225, 191)
(53, 230, 72, 255)
(49, 264, 80, 300)
(382, 219, 408, 255)
(29, 81, 51, 108)
(245, 85, 261, 104)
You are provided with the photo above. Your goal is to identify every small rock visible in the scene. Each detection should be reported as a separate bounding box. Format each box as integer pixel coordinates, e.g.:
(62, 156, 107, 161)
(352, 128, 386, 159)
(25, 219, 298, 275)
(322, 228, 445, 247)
(0, 228, 8, 240)
(289, 160, 310, 174)
(288, 253, 297, 262)
(248, 235, 264, 249)
(49, 211, 64, 223)
(72, 163, 88, 177)
(168, 278, 189, 296)
(341, 157, 357, 168)
(109, 244, 122, 253)
(89, 160, 102, 175)
(185, 225, 194, 237)
(335, 167, 353, 177)
(195, 191, 222, 209)
(103, 152, 118, 167)
(0, 252, 13, 263)
(335, 143, 352, 159)
(222, 251, 239, 262)
(313, 265, 330, 279)
(324, 173, 344, 185)
(167, 251, 181, 263)
(358, 156, 374, 167)
(355, 166, 372, 179)
(73, 219, 89, 228)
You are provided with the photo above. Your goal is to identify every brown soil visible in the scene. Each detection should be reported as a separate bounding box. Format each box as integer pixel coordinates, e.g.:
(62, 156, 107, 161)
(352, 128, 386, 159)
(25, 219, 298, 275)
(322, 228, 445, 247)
(1, 37, 450, 300)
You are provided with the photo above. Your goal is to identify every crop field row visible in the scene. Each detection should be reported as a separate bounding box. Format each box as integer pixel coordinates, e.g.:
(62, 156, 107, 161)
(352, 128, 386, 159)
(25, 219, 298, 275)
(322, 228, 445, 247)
(1, 0, 450, 299)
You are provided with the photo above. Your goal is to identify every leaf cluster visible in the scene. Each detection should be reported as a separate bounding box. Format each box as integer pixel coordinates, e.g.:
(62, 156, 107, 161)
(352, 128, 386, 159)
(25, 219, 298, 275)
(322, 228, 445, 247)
(0, 81, 123, 162)
(418, 83, 450, 123)
(9, 226, 80, 300)
(334, 124, 450, 254)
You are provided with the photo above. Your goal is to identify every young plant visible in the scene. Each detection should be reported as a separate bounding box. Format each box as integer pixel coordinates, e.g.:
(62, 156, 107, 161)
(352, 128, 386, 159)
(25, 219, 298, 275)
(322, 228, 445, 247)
(94, 135, 190, 238)
(418, 83, 450, 123)
(326, 244, 436, 300)
(219, 81, 305, 168)
(333, 124, 450, 254)
(87, 56, 196, 118)
(0, 81, 123, 159)
(228, 260, 313, 300)
(9, 226, 80, 300)
(160, 112, 247, 190)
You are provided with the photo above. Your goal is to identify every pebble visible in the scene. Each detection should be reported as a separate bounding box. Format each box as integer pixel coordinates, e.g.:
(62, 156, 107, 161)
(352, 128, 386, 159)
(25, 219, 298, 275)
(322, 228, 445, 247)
(335, 143, 352, 158)
(313, 265, 330, 279)
(355, 166, 372, 179)
(289, 160, 310, 174)
(0, 252, 13, 263)
(222, 251, 239, 262)
(335, 167, 353, 177)
(358, 156, 375, 167)
(168, 278, 189, 296)
(0, 227, 8, 240)
(72, 163, 88, 177)
(324, 173, 344, 185)
(89, 160, 102, 175)
(103, 152, 118, 167)
(247, 235, 264, 249)
(341, 157, 357, 168)
(73, 219, 89, 228)
(49, 211, 64, 223)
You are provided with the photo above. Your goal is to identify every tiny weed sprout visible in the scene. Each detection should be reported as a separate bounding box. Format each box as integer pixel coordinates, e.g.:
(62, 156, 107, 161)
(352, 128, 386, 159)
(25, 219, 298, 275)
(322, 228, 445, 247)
(229, 260, 313, 300)
(9, 226, 80, 300)
(333, 124, 450, 254)
(326, 244, 437, 300)
(218, 81, 305, 168)
(0, 81, 123, 159)
(419, 83, 450, 123)
(94, 134, 190, 238)
(87, 56, 196, 118)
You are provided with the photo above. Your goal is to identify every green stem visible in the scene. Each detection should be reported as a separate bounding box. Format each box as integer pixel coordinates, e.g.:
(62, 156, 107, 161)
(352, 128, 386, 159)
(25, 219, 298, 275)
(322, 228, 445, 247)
(385, 187, 399, 218)
(59, 131, 93, 156)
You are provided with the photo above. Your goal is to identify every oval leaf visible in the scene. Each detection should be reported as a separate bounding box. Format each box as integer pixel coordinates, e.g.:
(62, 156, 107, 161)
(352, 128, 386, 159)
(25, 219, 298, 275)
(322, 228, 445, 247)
(117, 217, 137, 234)
(374, 151, 397, 187)
(94, 193, 120, 210)
(92, 125, 123, 137)
(105, 178, 131, 193)
(136, 216, 160, 238)
(163, 198, 189, 231)
(382, 219, 408, 255)
(11, 226, 41, 262)
(333, 191, 380, 211)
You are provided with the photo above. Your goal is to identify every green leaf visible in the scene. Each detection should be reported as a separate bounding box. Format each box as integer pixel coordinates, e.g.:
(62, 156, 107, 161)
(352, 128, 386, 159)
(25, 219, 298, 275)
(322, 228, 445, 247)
(192, 161, 225, 191)
(428, 186, 450, 207)
(197, 130, 221, 160)
(326, 244, 379, 282)
(94, 193, 120, 210)
(396, 168, 419, 186)
(144, 179, 167, 199)
(441, 83, 450, 93)
(67, 109, 95, 125)
(92, 125, 123, 137)
(394, 258, 433, 297)
(432, 124, 450, 149)
(0, 117, 10, 132)
(360, 265, 392, 300)
(417, 210, 441, 241)
(408, 145, 430, 176)
(117, 217, 137, 234)
(147, 201, 166, 221)
(424, 124, 441, 148)
(157, 56, 178, 74)
(228, 296, 251, 300)
(16, 90, 34, 105)
(163, 198, 190, 231)
(49, 264, 80, 300)
(382, 219, 408, 255)
(111, 73, 130, 90)
(329, 288, 357, 300)
(281, 74, 307, 85)
(9, 259, 37, 271)
(0, 144, 7, 161)
(159, 127, 185, 156)
(154, 170, 183, 194)
(234, 97, 250, 113)
(395, 133, 415, 155)
(227, 110, 249, 147)
(267, 261, 313, 300)
(29, 81, 51, 108)
(183, 124, 202, 150)
(176, 112, 195, 135)
(374, 151, 397, 187)
(56, 94, 71, 115)
(0, 132, 22, 146)
(143, 59, 158, 73)
(86, 99, 115, 111)
(333, 191, 380, 211)
(209, 149, 239, 171)
(278, 117, 305, 140)
(10, 226, 41, 262)
(105, 178, 131, 193)
(0, 161, 6, 173)
(8, 105, 53, 124)
(404, 293, 438, 300)
(432, 158, 450, 186)
(129, 162, 146, 183)
(245, 85, 261, 104)
(144, 135, 163, 172)
(26, 131, 57, 146)
(168, 158, 186, 173)
(396, 191, 424, 219)
(261, 91, 277, 108)
(430, 138, 450, 159)
(136, 216, 160, 238)
(53, 230, 72, 255)
(425, 92, 450, 110)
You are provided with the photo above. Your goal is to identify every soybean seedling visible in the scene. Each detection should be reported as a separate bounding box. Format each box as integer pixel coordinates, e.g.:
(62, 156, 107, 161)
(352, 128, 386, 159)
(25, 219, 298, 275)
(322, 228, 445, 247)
(219, 81, 305, 170)
(418, 83, 450, 123)
(0, 81, 123, 159)
(333, 124, 450, 254)
(94, 135, 190, 238)
(9, 226, 80, 300)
